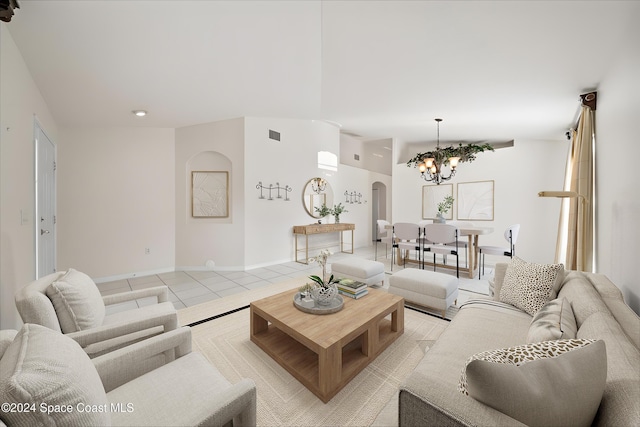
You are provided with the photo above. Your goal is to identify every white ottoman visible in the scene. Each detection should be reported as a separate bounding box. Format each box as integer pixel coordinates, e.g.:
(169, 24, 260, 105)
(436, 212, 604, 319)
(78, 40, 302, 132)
(388, 269, 458, 318)
(330, 257, 386, 287)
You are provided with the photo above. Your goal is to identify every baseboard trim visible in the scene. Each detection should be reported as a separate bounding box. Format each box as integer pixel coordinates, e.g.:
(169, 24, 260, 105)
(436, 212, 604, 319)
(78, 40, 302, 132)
(176, 257, 294, 273)
(95, 257, 299, 282)
(93, 267, 175, 284)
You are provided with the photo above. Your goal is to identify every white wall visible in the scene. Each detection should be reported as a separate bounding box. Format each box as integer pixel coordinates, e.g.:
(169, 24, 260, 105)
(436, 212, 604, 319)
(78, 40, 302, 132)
(336, 164, 392, 246)
(243, 118, 341, 267)
(596, 18, 640, 313)
(243, 118, 393, 267)
(392, 138, 569, 265)
(340, 135, 393, 176)
(57, 127, 176, 279)
(175, 118, 246, 269)
(176, 117, 392, 270)
(0, 25, 59, 329)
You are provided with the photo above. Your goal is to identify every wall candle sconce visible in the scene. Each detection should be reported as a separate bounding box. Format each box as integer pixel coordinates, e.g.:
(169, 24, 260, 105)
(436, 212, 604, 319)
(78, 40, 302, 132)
(344, 191, 364, 204)
(256, 182, 292, 201)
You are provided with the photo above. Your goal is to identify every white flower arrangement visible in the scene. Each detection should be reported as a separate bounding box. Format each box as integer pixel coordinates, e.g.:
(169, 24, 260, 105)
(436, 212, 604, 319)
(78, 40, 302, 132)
(308, 249, 339, 288)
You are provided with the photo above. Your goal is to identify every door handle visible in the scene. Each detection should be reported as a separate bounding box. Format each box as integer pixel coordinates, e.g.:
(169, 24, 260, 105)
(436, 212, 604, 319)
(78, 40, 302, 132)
(41, 229, 50, 235)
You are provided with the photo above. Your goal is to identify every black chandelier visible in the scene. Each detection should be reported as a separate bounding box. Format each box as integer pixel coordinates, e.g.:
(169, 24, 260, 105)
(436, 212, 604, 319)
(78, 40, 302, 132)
(418, 119, 460, 184)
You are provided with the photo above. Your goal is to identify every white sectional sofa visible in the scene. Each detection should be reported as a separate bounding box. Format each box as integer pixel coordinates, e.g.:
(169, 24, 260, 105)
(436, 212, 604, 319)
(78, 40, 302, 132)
(398, 263, 640, 426)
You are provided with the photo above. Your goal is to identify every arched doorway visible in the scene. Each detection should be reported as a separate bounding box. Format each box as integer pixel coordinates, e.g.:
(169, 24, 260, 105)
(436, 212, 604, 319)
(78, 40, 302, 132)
(371, 181, 388, 242)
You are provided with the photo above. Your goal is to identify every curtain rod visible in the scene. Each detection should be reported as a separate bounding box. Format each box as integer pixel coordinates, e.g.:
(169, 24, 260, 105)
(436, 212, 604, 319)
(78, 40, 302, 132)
(570, 91, 597, 133)
(580, 91, 597, 111)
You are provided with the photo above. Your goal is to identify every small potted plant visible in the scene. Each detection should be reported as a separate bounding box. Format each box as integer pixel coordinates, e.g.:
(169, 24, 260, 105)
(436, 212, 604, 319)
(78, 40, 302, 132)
(436, 195, 454, 223)
(299, 283, 313, 298)
(298, 283, 315, 308)
(330, 203, 348, 223)
(314, 203, 331, 224)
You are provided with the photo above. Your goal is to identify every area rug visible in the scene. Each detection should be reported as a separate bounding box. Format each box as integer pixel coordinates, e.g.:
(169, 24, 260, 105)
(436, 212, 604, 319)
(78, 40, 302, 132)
(190, 306, 448, 426)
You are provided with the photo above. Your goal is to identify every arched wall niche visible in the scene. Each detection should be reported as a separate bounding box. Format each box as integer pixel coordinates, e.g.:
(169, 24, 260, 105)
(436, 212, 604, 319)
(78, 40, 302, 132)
(186, 150, 232, 222)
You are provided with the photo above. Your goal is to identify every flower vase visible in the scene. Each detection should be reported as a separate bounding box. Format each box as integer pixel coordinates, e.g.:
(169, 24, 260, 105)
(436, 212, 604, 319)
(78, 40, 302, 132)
(435, 212, 446, 224)
(334, 216, 340, 224)
(311, 283, 338, 305)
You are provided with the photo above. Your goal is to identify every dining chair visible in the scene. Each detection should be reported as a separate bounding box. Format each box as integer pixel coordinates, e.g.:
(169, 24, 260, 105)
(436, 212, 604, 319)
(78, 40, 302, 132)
(375, 219, 393, 260)
(391, 222, 421, 271)
(422, 224, 460, 278)
(445, 221, 474, 267)
(417, 220, 433, 247)
(477, 224, 520, 279)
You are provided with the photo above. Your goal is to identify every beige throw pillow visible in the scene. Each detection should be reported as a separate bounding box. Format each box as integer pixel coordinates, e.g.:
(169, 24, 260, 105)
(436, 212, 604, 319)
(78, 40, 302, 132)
(499, 257, 564, 316)
(46, 268, 106, 333)
(0, 323, 110, 426)
(527, 297, 577, 343)
(491, 262, 508, 301)
(460, 339, 606, 427)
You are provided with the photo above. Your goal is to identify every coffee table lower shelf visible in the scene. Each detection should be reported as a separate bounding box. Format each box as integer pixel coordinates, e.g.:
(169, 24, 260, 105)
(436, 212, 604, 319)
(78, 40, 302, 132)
(250, 298, 403, 403)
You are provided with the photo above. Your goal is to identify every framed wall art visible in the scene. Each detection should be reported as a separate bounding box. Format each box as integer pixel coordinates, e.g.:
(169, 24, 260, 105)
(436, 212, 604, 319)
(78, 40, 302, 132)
(457, 180, 494, 221)
(191, 171, 229, 218)
(422, 184, 453, 220)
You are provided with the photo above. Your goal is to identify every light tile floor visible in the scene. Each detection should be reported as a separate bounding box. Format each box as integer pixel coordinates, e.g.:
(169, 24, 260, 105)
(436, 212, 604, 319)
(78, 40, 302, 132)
(97, 245, 493, 315)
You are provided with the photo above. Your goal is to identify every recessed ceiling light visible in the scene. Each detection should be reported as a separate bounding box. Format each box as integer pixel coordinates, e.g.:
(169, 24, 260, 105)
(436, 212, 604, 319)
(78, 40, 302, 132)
(132, 110, 147, 117)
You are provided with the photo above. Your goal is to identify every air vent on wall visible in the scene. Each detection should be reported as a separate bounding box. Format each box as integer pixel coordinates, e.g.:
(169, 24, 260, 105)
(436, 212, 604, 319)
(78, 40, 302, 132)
(269, 129, 281, 141)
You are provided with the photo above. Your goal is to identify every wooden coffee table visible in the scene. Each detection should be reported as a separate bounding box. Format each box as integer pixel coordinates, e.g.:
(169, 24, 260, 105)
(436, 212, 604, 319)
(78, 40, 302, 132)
(250, 288, 404, 403)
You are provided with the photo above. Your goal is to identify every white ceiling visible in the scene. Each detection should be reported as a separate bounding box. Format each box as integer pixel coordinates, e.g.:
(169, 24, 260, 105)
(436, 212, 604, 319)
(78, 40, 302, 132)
(6, 1, 638, 146)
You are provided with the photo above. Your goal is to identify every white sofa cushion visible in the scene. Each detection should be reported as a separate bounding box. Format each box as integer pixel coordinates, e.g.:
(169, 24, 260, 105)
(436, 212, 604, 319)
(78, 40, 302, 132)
(499, 257, 564, 316)
(46, 268, 106, 333)
(527, 297, 577, 343)
(0, 323, 110, 426)
(460, 339, 606, 427)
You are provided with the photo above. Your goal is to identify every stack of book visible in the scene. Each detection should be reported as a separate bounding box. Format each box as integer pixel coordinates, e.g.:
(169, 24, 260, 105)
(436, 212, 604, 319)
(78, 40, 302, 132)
(337, 280, 368, 299)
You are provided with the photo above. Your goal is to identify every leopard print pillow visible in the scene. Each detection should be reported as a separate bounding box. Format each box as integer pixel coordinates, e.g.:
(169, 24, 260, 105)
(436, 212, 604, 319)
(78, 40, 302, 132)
(458, 339, 595, 395)
(499, 257, 564, 316)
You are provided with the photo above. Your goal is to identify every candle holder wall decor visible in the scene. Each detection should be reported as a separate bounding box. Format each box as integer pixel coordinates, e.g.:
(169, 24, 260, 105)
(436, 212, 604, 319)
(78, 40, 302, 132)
(256, 182, 292, 201)
(344, 191, 364, 204)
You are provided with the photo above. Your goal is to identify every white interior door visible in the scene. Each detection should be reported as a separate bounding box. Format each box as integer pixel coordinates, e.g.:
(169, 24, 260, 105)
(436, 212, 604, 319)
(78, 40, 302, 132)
(35, 122, 56, 278)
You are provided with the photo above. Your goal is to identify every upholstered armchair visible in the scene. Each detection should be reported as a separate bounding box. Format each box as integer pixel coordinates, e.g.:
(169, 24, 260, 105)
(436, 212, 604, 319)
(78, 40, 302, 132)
(0, 324, 257, 426)
(14, 269, 177, 357)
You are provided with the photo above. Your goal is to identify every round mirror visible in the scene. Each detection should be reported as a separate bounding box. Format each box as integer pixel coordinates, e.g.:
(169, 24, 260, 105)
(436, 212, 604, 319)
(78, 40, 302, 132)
(302, 177, 334, 218)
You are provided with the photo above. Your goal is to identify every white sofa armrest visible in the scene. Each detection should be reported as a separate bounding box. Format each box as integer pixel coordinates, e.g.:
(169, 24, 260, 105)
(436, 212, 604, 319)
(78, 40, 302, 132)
(93, 327, 192, 392)
(67, 307, 177, 349)
(102, 285, 169, 305)
(195, 378, 257, 427)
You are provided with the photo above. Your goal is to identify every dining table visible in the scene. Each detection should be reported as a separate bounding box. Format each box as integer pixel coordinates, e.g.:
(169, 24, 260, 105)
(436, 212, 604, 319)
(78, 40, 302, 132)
(458, 226, 494, 278)
(387, 224, 494, 279)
